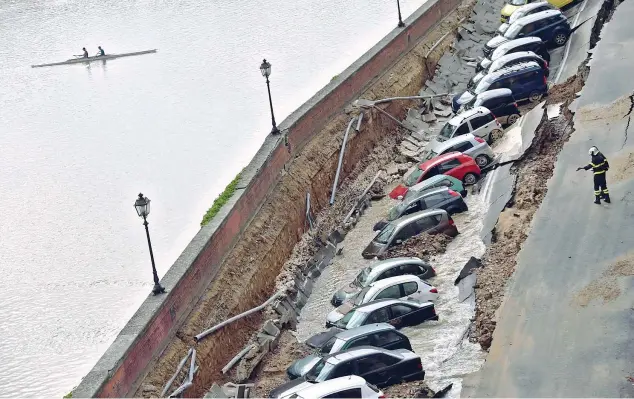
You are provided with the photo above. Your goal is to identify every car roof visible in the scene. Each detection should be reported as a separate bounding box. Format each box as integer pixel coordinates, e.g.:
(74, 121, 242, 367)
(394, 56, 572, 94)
(420, 151, 461, 168)
(452, 106, 491, 121)
(410, 174, 458, 189)
(326, 346, 400, 364)
(428, 133, 478, 153)
(402, 186, 450, 206)
(294, 376, 368, 398)
(368, 257, 425, 273)
(490, 51, 541, 71)
(511, 1, 553, 22)
(369, 274, 421, 290)
(513, 9, 562, 26)
(476, 88, 513, 102)
(335, 323, 396, 341)
(493, 37, 542, 58)
(391, 208, 447, 229)
(485, 61, 541, 82)
(353, 298, 424, 312)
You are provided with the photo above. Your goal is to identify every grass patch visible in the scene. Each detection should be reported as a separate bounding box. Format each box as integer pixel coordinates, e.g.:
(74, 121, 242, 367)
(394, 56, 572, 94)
(63, 390, 73, 398)
(200, 172, 242, 226)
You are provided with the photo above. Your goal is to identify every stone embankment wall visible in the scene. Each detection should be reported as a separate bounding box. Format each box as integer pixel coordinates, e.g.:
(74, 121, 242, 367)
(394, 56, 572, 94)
(72, 0, 466, 397)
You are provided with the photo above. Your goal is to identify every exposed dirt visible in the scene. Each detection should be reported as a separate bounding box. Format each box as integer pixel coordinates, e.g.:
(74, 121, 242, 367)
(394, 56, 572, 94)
(573, 252, 634, 307)
(249, 331, 312, 398)
(383, 380, 437, 398)
(378, 233, 454, 261)
(609, 150, 634, 183)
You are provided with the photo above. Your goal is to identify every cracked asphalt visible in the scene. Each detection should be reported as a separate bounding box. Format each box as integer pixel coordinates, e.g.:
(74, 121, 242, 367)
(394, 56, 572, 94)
(465, 0, 634, 396)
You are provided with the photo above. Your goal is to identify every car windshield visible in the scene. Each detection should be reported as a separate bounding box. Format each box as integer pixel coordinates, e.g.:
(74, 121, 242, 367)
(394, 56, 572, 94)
(353, 287, 371, 305)
(439, 122, 457, 139)
(374, 224, 395, 244)
(464, 97, 478, 110)
(336, 309, 356, 328)
(353, 267, 372, 286)
(468, 73, 485, 90)
(505, 23, 522, 39)
(305, 360, 335, 382)
(404, 167, 424, 187)
(320, 337, 337, 354)
(346, 310, 369, 329)
(508, 0, 526, 5)
(387, 202, 406, 221)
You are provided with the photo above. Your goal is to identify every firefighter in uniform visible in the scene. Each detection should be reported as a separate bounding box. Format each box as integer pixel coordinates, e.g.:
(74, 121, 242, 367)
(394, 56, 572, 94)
(576, 146, 610, 204)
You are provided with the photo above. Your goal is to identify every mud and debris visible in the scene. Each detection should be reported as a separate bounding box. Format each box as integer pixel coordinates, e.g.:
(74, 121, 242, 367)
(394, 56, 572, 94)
(383, 380, 437, 398)
(378, 233, 454, 260)
(573, 252, 634, 307)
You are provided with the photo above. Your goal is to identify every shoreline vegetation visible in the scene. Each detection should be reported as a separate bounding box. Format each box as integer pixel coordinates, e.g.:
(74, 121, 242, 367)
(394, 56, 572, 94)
(200, 171, 242, 226)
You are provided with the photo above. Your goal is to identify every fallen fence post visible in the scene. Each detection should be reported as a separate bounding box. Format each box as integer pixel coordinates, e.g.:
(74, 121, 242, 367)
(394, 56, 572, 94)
(194, 289, 286, 342)
(168, 381, 193, 398)
(330, 117, 358, 205)
(222, 344, 257, 374)
(188, 349, 197, 382)
(161, 348, 193, 397)
(356, 112, 364, 131)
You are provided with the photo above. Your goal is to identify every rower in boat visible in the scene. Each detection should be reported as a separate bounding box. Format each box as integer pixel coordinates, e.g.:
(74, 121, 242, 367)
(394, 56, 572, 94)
(79, 47, 88, 58)
(96, 46, 105, 57)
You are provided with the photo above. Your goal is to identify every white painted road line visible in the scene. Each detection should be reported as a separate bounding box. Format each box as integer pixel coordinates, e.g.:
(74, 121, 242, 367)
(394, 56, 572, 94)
(555, 0, 591, 83)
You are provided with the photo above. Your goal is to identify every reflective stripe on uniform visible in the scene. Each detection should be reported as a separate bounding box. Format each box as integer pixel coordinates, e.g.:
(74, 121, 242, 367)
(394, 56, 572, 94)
(595, 190, 601, 195)
(594, 170, 606, 175)
(603, 189, 609, 194)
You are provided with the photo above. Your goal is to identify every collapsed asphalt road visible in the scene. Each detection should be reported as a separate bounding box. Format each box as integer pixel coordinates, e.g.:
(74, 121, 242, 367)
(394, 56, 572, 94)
(465, 0, 634, 396)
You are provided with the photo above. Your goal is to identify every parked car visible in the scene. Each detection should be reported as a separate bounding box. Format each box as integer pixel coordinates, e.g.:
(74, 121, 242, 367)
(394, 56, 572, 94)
(436, 107, 503, 141)
(361, 209, 458, 259)
(461, 62, 548, 108)
(270, 347, 424, 398)
(278, 375, 385, 399)
(400, 175, 467, 201)
(497, 1, 556, 35)
(488, 10, 571, 51)
(421, 133, 495, 169)
(477, 36, 550, 72)
(287, 323, 412, 380)
(389, 152, 481, 200)
(461, 89, 522, 126)
(331, 257, 435, 307)
(326, 275, 439, 326)
(501, 0, 574, 22)
(467, 51, 549, 94)
(326, 298, 439, 330)
(374, 186, 467, 231)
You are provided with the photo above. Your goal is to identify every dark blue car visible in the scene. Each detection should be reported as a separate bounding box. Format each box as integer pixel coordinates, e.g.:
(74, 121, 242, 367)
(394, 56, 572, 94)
(453, 61, 547, 110)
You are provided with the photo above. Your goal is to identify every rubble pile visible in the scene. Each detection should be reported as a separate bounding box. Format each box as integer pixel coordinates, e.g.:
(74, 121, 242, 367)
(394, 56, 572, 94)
(378, 233, 454, 260)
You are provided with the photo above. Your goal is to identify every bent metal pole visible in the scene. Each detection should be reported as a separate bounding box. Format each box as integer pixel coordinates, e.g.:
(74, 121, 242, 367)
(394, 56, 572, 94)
(330, 116, 358, 205)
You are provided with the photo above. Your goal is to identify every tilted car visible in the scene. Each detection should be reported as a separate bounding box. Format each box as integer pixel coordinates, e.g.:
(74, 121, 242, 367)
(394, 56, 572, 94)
(280, 375, 385, 399)
(270, 346, 424, 398)
(487, 10, 571, 51)
(497, 1, 556, 35)
(422, 133, 495, 168)
(326, 298, 439, 330)
(287, 323, 412, 379)
(374, 186, 468, 231)
(501, 0, 574, 22)
(401, 175, 467, 201)
(326, 275, 439, 326)
(331, 257, 435, 307)
(362, 209, 458, 259)
(461, 89, 522, 127)
(477, 36, 550, 72)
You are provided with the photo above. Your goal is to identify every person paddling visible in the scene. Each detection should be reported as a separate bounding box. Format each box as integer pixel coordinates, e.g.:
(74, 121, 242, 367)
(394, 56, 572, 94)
(96, 46, 105, 57)
(77, 47, 89, 58)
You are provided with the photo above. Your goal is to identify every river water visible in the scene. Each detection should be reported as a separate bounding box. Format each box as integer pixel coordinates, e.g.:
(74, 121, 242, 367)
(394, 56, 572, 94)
(0, 0, 428, 396)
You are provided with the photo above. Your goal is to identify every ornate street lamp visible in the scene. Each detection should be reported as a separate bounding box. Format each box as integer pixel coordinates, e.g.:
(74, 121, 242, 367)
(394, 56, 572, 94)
(134, 193, 166, 296)
(397, 0, 405, 28)
(260, 59, 281, 135)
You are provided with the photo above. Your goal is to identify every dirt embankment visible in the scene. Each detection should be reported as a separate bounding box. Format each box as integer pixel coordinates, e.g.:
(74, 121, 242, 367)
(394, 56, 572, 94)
(471, 0, 622, 351)
(136, 2, 477, 396)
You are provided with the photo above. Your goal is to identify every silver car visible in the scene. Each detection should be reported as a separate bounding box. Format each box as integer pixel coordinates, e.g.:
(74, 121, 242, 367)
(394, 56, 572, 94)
(421, 133, 495, 168)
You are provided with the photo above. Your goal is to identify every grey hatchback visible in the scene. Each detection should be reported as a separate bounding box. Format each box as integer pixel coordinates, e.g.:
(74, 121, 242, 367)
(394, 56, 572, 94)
(373, 187, 468, 231)
(286, 323, 412, 380)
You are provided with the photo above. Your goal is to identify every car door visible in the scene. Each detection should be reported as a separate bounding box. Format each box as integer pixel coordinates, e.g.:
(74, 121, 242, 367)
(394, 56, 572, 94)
(422, 192, 448, 211)
(388, 303, 419, 327)
(451, 121, 470, 139)
(446, 141, 474, 156)
(373, 283, 402, 301)
(420, 165, 441, 181)
(402, 199, 424, 216)
(409, 303, 438, 325)
(366, 306, 391, 325)
(437, 158, 462, 178)
(401, 281, 421, 301)
(372, 330, 412, 351)
(375, 266, 399, 281)
(327, 360, 355, 380)
(354, 354, 393, 387)
(483, 97, 505, 117)
(343, 334, 373, 351)
(389, 224, 416, 247)
(397, 263, 425, 279)
(412, 214, 438, 235)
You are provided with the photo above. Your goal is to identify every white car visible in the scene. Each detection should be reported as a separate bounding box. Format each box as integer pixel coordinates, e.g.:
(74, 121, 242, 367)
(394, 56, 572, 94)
(435, 107, 502, 143)
(281, 375, 385, 399)
(421, 133, 495, 168)
(496, 1, 555, 35)
(326, 275, 438, 326)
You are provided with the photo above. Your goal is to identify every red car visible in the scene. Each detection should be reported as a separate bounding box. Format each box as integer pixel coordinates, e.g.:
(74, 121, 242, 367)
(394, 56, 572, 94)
(390, 152, 481, 199)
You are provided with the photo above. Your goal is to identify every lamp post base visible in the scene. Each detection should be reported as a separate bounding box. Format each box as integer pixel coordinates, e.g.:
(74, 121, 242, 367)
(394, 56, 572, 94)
(271, 126, 281, 135)
(152, 283, 166, 295)
(398, 20, 405, 28)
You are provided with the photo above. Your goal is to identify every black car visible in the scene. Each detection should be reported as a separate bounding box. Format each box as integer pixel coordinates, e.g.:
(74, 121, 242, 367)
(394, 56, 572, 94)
(503, 10, 571, 47)
(463, 88, 521, 126)
(326, 298, 438, 330)
(270, 346, 425, 398)
(477, 37, 550, 72)
(287, 323, 412, 379)
(374, 186, 468, 231)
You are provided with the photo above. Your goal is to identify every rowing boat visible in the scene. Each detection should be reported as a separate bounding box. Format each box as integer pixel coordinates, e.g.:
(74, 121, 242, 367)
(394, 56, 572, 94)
(31, 49, 158, 68)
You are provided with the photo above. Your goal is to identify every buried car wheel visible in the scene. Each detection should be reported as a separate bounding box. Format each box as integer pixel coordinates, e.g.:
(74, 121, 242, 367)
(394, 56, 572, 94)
(529, 91, 543, 103)
(474, 154, 490, 168)
(507, 113, 520, 125)
(463, 172, 478, 185)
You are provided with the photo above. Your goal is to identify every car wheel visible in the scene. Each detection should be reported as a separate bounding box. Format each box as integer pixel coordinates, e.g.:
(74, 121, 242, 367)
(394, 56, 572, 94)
(507, 113, 520, 125)
(490, 128, 503, 143)
(529, 91, 543, 103)
(463, 173, 478, 185)
(553, 32, 569, 47)
(475, 154, 489, 168)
